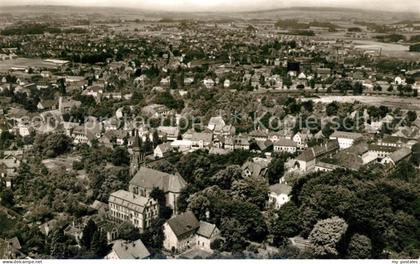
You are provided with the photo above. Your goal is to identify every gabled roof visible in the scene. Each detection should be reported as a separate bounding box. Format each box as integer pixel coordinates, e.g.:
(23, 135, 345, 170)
(130, 167, 187, 193)
(108, 190, 154, 213)
(111, 239, 150, 259)
(296, 140, 339, 162)
(269, 183, 292, 195)
(242, 160, 269, 178)
(197, 221, 217, 239)
(191, 132, 213, 143)
(155, 142, 173, 153)
(166, 211, 200, 238)
(274, 138, 297, 147)
(330, 131, 363, 140)
(90, 200, 109, 212)
(389, 147, 412, 164)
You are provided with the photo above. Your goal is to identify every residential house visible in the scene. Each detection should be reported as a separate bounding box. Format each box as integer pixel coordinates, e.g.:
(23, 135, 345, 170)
(203, 78, 215, 89)
(191, 132, 213, 150)
(105, 239, 150, 259)
(207, 116, 236, 136)
(224, 135, 250, 151)
(82, 85, 104, 99)
(129, 167, 187, 214)
(196, 221, 220, 252)
(103, 117, 120, 131)
(64, 224, 83, 244)
(37, 99, 57, 111)
(268, 183, 292, 209)
(0, 237, 22, 259)
(292, 129, 312, 150)
(141, 104, 171, 118)
(163, 211, 199, 254)
(0, 155, 21, 188)
(58, 96, 81, 114)
(269, 130, 294, 141)
(242, 158, 270, 179)
(89, 200, 109, 217)
(71, 126, 97, 145)
(154, 143, 173, 158)
(157, 126, 180, 141)
(163, 211, 219, 254)
(223, 79, 230, 88)
(273, 138, 297, 154)
(249, 130, 269, 142)
(108, 190, 158, 232)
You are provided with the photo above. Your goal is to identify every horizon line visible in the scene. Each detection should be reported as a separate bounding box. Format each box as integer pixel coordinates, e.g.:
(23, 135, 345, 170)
(0, 4, 419, 15)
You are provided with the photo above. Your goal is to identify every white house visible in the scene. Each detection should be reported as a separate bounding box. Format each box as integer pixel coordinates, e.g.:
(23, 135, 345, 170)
(157, 126, 180, 141)
(273, 138, 297, 154)
(154, 142, 173, 158)
(191, 132, 213, 150)
(292, 130, 312, 149)
(268, 183, 292, 209)
(203, 78, 215, 89)
(329, 131, 363, 149)
(163, 211, 219, 254)
(223, 79, 230, 88)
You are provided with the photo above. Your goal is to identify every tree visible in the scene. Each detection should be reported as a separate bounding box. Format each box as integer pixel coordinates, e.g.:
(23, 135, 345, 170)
(411, 143, 420, 167)
(391, 160, 417, 181)
(0, 189, 15, 208)
(150, 187, 173, 219)
(210, 165, 242, 189)
(347, 234, 372, 259)
(326, 102, 339, 116)
(111, 147, 130, 166)
(353, 82, 364, 95)
(50, 228, 66, 258)
(220, 218, 248, 252)
(322, 122, 335, 138)
(231, 177, 269, 210)
(406, 111, 417, 123)
(140, 219, 165, 254)
(91, 230, 109, 257)
(81, 219, 97, 249)
(267, 158, 285, 185)
(270, 202, 301, 246)
(152, 130, 160, 148)
(33, 133, 72, 158)
(118, 222, 141, 241)
(309, 216, 348, 257)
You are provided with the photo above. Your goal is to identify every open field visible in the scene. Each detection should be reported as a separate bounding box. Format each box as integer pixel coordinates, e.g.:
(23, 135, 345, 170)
(354, 40, 420, 60)
(0, 58, 66, 72)
(305, 95, 420, 111)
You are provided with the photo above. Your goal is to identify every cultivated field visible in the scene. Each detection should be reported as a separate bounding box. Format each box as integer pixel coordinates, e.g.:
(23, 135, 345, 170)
(306, 95, 420, 111)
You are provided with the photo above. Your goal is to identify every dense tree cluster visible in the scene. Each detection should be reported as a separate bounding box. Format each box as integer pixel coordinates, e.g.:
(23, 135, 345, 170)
(33, 133, 73, 158)
(270, 166, 420, 258)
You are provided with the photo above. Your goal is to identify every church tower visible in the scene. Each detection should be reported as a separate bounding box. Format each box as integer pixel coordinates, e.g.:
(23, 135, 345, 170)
(130, 131, 143, 177)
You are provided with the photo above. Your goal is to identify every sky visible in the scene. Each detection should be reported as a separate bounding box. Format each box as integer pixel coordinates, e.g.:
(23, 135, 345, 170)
(1, 0, 419, 13)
